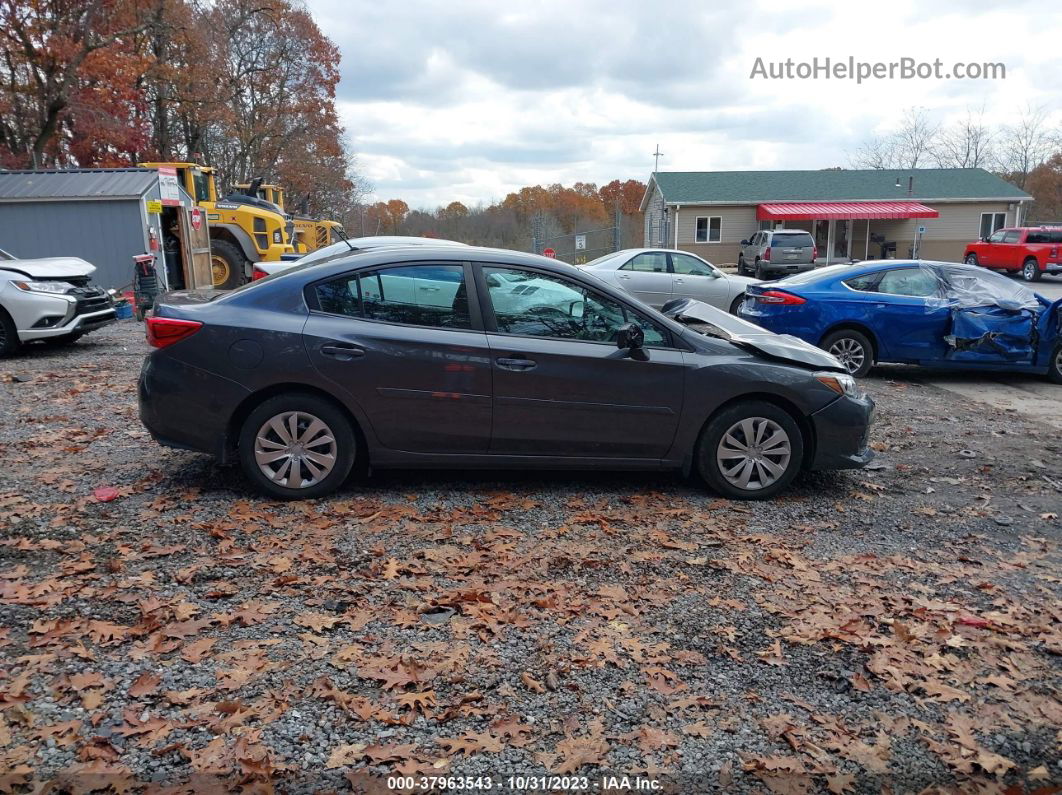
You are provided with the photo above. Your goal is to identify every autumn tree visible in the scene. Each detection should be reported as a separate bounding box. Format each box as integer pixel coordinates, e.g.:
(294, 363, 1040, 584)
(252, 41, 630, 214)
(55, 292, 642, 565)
(1025, 152, 1062, 223)
(0, 0, 153, 168)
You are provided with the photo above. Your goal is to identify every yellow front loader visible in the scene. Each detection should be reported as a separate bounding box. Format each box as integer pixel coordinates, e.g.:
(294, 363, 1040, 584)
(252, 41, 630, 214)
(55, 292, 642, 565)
(235, 181, 346, 254)
(141, 164, 294, 288)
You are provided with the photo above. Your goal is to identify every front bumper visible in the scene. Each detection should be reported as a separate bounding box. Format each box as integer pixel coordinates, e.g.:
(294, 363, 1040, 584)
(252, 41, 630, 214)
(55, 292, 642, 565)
(16, 288, 117, 341)
(809, 391, 875, 471)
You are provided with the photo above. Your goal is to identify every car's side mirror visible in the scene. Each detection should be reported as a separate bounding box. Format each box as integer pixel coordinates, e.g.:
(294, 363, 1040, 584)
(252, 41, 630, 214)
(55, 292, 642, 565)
(569, 300, 585, 319)
(615, 322, 644, 352)
(980, 236, 988, 243)
(740, 239, 750, 246)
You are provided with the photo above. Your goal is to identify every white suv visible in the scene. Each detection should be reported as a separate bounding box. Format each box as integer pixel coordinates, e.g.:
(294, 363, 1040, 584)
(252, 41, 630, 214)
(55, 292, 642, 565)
(0, 247, 116, 357)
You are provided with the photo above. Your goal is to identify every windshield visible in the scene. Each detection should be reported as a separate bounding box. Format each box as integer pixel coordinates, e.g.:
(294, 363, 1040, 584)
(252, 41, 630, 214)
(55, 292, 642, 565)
(774, 264, 851, 285)
(191, 170, 212, 202)
(772, 232, 814, 247)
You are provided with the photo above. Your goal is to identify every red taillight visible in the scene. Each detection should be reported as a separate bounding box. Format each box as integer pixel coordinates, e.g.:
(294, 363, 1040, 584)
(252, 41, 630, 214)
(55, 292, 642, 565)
(1051, 246, 1058, 257)
(763, 246, 771, 262)
(146, 316, 203, 348)
(812, 245, 818, 262)
(251, 266, 268, 280)
(754, 289, 806, 305)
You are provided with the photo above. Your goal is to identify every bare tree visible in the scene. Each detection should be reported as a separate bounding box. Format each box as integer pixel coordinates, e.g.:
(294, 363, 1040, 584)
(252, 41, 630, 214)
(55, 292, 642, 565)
(996, 105, 1057, 189)
(849, 108, 939, 169)
(932, 107, 994, 168)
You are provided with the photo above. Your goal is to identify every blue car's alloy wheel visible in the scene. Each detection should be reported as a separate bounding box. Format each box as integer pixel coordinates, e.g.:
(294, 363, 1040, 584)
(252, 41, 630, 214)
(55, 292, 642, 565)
(821, 329, 873, 377)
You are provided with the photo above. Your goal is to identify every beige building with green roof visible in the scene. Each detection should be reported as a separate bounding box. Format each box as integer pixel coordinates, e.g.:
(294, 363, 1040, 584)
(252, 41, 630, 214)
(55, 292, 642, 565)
(639, 168, 1031, 266)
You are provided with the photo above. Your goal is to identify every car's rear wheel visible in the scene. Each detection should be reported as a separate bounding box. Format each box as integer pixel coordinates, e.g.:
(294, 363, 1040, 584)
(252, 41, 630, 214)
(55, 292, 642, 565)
(1022, 258, 1042, 282)
(0, 309, 19, 358)
(964, 254, 978, 267)
(737, 255, 747, 275)
(755, 261, 768, 280)
(821, 329, 873, 377)
(1047, 344, 1062, 385)
(238, 393, 355, 499)
(729, 295, 744, 315)
(697, 401, 804, 500)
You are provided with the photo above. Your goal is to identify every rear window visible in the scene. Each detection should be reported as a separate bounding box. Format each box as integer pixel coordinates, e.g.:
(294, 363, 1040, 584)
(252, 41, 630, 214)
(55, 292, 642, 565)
(771, 232, 814, 247)
(1026, 229, 1062, 244)
(774, 264, 851, 285)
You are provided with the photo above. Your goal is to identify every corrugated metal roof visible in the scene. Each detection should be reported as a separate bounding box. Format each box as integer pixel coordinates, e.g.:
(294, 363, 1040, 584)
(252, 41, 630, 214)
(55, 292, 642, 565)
(757, 201, 940, 221)
(649, 168, 1030, 205)
(0, 168, 158, 201)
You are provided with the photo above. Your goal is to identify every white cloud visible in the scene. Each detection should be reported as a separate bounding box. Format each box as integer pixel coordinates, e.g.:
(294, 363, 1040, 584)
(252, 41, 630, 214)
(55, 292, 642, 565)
(307, 0, 1062, 208)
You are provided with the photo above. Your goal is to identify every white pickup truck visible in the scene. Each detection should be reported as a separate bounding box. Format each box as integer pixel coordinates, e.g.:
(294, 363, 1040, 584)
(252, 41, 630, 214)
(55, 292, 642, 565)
(0, 248, 116, 357)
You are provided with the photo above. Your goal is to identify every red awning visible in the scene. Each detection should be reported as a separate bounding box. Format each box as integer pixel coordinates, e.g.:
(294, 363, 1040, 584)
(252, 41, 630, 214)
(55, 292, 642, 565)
(756, 201, 939, 221)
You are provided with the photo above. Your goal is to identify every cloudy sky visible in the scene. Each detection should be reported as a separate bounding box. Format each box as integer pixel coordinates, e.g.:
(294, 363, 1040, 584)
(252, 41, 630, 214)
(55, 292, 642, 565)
(306, 0, 1062, 209)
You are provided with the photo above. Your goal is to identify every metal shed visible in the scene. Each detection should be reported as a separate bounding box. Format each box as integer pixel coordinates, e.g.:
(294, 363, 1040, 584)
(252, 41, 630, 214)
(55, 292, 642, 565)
(0, 168, 170, 290)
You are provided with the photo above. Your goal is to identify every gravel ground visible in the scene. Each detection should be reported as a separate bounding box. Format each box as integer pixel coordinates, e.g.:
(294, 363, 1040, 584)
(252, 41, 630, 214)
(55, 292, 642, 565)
(1, 319, 1060, 794)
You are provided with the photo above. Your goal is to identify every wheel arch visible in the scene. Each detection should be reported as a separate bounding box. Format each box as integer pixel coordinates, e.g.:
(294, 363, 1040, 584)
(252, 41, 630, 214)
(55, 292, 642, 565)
(223, 383, 368, 468)
(818, 322, 879, 361)
(210, 224, 256, 264)
(688, 391, 816, 475)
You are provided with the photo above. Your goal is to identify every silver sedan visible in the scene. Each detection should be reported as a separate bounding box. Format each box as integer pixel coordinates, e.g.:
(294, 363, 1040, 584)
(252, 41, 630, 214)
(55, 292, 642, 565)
(580, 248, 759, 313)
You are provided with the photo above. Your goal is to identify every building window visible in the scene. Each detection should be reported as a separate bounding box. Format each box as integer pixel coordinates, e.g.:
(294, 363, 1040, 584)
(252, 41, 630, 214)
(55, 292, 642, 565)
(695, 216, 721, 243)
(979, 212, 1005, 239)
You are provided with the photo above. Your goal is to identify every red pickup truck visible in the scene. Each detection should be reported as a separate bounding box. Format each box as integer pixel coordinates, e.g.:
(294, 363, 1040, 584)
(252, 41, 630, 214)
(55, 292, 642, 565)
(963, 226, 1062, 282)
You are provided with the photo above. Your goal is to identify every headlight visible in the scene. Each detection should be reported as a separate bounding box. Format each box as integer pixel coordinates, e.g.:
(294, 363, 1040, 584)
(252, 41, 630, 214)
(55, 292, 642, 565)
(815, 371, 861, 397)
(273, 230, 282, 244)
(13, 280, 75, 295)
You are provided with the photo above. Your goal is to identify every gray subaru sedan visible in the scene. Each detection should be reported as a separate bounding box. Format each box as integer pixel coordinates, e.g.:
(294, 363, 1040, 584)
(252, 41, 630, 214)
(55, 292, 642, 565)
(138, 245, 874, 500)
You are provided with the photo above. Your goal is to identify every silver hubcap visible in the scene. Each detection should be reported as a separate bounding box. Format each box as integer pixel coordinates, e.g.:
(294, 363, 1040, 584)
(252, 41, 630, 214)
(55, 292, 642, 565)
(828, 338, 865, 374)
(716, 417, 792, 491)
(1024, 263, 1035, 279)
(966, 256, 976, 265)
(254, 411, 337, 488)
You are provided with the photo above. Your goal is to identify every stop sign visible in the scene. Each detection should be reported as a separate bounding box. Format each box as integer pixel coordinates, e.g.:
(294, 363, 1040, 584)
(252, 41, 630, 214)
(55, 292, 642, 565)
(190, 207, 203, 232)
(542, 247, 556, 258)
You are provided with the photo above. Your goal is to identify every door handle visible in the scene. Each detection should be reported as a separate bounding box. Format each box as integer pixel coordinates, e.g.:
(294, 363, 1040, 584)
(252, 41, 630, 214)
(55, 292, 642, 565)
(321, 343, 365, 360)
(618, 274, 631, 280)
(496, 356, 536, 371)
(674, 278, 684, 285)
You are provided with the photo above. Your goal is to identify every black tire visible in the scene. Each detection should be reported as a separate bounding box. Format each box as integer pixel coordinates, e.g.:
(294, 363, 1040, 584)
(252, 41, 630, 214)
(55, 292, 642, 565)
(42, 332, 83, 347)
(820, 328, 874, 377)
(729, 295, 744, 315)
(210, 238, 246, 289)
(696, 400, 804, 500)
(964, 254, 978, 267)
(754, 261, 768, 280)
(1022, 258, 1042, 282)
(0, 309, 19, 358)
(238, 392, 356, 500)
(1047, 344, 1062, 385)
(737, 255, 747, 275)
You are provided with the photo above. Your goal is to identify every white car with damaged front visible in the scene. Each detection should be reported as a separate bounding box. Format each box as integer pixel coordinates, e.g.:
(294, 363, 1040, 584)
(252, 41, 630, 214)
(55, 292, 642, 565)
(0, 247, 117, 356)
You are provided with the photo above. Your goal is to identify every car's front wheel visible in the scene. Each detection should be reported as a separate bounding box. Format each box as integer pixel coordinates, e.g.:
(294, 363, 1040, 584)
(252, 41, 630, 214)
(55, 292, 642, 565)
(729, 295, 744, 315)
(1022, 258, 1042, 282)
(0, 309, 19, 358)
(697, 401, 804, 500)
(238, 393, 356, 499)
(964, 254, 978, 267)
(820, 329, 873, 377)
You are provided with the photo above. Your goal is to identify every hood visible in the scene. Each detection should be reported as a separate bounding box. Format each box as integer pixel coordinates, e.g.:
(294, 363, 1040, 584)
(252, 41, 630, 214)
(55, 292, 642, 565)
(0, 256, 96, 279)
(662, 298, 845, 372)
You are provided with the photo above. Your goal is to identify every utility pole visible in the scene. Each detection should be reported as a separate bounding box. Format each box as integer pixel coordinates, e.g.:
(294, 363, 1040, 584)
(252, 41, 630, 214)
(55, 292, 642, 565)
(652, 144, 664, 173)
(613, 200, 621, 252)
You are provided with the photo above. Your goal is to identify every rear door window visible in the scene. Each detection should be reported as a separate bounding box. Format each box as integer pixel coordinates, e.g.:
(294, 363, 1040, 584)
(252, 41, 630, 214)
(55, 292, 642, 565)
(620, 252, 669, 273)
(1001, 231, 1021, 244)
(876, 268, 941, 298)
(843, 272, 882, 292)
(314, 264, 471, 329)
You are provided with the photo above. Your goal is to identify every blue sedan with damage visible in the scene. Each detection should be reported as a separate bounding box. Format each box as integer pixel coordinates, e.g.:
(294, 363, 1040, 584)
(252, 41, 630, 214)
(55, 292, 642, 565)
(738, 260, 1062, 382)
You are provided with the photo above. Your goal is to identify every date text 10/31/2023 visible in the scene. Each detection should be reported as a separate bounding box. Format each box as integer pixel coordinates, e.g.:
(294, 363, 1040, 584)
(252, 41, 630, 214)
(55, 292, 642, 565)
(386, 775, 666, 791)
